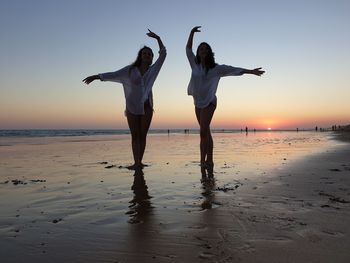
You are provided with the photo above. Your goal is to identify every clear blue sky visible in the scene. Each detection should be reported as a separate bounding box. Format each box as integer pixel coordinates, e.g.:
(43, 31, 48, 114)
(1, 0, 349, 129)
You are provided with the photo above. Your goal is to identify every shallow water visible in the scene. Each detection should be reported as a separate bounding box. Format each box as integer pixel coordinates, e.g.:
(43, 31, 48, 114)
(0, 131, 341, 262)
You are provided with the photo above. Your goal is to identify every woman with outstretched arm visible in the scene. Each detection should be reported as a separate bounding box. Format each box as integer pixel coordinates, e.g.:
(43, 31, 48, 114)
(83, 30, 166, 170)
(186, 26, 264, 178)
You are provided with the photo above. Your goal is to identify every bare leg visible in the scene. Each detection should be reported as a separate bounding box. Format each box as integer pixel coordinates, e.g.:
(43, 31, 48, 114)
(205, 129, 215, 177)
(195, 104, 216, 176)
(206, 126, 213, 160)
(139, 103, 153, 166)
(126, 111, 142, 169)
(195, 108, 205, 166)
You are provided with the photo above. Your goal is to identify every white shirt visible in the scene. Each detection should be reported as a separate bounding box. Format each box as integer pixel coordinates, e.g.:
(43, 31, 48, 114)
(186, 47, 245, 109)
(99, 47, 166, 115)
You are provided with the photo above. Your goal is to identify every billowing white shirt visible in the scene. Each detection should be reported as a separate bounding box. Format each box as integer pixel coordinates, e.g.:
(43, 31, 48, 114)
(99, 47, 166, 115)
(186, 47, 245, 108)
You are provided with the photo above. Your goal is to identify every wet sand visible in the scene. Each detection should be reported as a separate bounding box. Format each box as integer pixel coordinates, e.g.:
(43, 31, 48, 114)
(0, 131, 349, 262)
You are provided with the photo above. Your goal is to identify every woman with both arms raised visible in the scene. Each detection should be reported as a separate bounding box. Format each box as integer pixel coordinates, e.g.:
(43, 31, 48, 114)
(186, 26, 265, 178)
(83, 29, 166, 170)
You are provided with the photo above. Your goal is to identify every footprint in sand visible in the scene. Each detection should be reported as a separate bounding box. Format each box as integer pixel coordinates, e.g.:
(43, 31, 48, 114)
(198, 251, 215, 259)
(321, 230, 344, 237)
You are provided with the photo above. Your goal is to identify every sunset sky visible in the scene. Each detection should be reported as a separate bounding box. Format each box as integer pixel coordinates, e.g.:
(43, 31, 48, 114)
(1, 0, 349, 130)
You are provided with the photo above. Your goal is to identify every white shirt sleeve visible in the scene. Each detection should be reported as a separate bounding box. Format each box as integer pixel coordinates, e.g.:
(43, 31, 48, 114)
(216, 65, 245, 77)
(149, 46, 167, 74)
(141, 46, 167, 102)
(98, 65, 130, 83)
(186, 47, 197, 69)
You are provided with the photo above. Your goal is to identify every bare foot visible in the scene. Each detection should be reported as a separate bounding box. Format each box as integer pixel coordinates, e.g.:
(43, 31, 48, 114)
(200, 162, 208, 168)
(127, 163, 142, 170)
(201, 166, 207, 178)
(205, 161, 214, 177)
(205, 161, 213, 167)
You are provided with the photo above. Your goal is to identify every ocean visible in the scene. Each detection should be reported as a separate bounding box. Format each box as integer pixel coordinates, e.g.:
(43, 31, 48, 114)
(0, 128, 315, 138)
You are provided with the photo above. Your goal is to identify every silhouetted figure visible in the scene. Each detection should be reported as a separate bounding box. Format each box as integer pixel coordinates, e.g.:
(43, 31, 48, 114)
(186, 26, 264, 178)
(83, 30, 166, 170)
(315, 126, 318, 131)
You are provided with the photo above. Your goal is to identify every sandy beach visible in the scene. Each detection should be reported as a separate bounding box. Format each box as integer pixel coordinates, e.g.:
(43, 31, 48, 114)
(0, 131, 349, 263)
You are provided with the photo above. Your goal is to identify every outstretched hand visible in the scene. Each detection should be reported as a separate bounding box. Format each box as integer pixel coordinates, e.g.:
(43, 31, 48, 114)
(146, 29, 160, 40)
(252, 67, 265, 76)
(82, 75, 98, 85)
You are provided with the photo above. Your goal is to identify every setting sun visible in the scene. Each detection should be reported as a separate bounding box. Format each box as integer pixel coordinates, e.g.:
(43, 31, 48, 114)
(267, 127, 272, 130)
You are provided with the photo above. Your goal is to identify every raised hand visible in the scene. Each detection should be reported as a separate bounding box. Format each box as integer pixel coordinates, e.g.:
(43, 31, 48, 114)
(147, 29, 164, 50)
(187, 26, 201, 49)
(146, 29, 160, 40)
(191, 26, 201, 33)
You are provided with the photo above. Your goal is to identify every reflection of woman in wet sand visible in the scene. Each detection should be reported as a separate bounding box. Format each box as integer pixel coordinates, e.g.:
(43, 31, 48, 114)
(83, 30, 166, 170)
(201, 179, 216, 209)
(128, 168, 153, 224)
(186, 26, 265, 178)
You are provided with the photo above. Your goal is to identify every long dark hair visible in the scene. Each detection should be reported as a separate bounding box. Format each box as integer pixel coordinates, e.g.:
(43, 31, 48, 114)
(131, 46, 154, 68)
(195, 42, 216, 73)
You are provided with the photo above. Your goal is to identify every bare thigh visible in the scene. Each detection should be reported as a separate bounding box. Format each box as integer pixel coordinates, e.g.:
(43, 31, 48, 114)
(126, 102, 153, 136)
(195, 104, 216, 130)
(140, 102, 153, 136)
(140, 105, 153, 136)
(126, 111, 141, 137)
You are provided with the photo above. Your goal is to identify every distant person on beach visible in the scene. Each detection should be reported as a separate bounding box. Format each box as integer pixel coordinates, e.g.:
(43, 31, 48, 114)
(186, 26, 264, 177)
(83, 30, 166, 170)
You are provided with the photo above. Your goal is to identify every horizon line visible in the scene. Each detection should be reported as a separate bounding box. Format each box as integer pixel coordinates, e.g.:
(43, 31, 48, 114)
(0, 127, 343, 131)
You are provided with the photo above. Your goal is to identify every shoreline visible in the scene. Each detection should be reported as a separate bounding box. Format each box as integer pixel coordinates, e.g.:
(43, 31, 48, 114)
(0, 128, 338, 138)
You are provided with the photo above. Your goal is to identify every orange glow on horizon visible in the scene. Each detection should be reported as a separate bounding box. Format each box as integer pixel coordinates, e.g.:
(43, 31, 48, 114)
(1, 108, 349, 129)
(209, 114, 349, 130)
